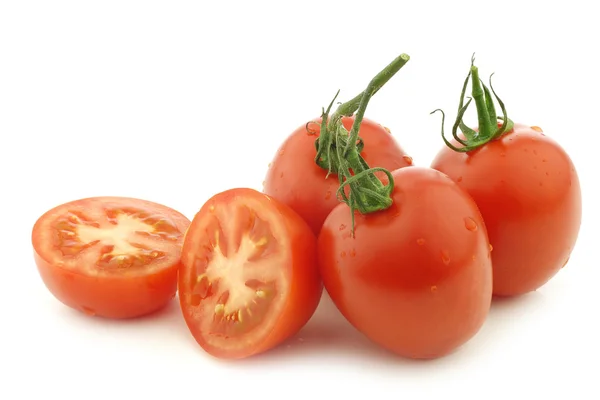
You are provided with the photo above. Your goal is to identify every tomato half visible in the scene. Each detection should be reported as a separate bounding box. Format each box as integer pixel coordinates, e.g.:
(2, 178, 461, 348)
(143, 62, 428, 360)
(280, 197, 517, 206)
(32, 196, 191, 319)
(431, 123, 582, 296)
(318, 167, 493, 359)
(178, 188, 322, 359)
(263, 116, 413, 235)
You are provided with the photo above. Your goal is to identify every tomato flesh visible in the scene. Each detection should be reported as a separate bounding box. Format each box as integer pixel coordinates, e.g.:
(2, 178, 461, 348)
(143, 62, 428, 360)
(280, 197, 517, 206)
(318, 167, 493, 359)
(179, 188, 321, 359)
(431, 124, 582, 296)
(264, 116, 413, 235)
(32, 197, 191, 319)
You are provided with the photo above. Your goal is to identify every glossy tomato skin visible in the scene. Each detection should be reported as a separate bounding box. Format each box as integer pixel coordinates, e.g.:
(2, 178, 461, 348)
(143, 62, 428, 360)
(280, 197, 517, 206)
(431, 124, 582, 296)
(263, 116, 412, 235)
(318, 167, 492, 359)
(179, 188, 322, 359)
(32, 197, 191, 319)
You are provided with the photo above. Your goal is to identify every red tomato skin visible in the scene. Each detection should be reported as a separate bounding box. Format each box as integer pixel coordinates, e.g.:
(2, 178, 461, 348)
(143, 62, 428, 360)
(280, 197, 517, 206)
(318, 167, 492, 359)
(179, 188, 323, 359)
(263, 116, 412, 235)
(431, 124, 582, 296)
(34, 250, 181, 319)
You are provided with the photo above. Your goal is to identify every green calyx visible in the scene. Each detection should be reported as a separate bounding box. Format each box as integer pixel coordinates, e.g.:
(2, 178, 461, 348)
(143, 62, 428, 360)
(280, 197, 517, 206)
(431, 53, 514, 152)
(313, 53, 410, 235)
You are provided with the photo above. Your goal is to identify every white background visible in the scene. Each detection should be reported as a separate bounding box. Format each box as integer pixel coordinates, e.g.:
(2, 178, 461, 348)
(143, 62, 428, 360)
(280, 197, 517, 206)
(1, 0, 598, 399)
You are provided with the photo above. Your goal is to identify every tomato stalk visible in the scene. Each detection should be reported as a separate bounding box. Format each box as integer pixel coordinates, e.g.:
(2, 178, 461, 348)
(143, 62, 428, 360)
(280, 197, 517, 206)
(431, 54, 514, 152)
(314, 53, 410, 234)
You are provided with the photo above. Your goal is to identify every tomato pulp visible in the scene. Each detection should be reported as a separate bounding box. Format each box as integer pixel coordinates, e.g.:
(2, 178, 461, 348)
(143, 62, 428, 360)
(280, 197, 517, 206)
(318, 167, 493, 359)
(32, 196, 191, 319)
(178, 188, 322, 359)
(263, 116, 413, 235)
(431, 124, 582, 296)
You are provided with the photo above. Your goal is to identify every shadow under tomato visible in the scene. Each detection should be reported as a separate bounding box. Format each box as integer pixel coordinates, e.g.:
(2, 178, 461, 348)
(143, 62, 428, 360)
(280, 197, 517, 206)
(232, 291, 447, 368)
(55, 294, 191, 337)
(490, 290, 546, 312)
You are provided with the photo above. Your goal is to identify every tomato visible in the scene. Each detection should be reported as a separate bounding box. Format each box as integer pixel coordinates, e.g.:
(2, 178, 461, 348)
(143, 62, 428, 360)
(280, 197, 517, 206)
(431, 123, 582, 296)
(178, 188, 322, 359)
(31, 196, 191, 319)
(263, 116, 413, 235)
(318, 166, 493, 359)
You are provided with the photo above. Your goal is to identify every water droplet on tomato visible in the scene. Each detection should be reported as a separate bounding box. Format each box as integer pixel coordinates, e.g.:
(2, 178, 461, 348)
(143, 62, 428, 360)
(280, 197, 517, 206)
(542, 159, 547, 163)
(416, 238, 425, 246)
(489, 244, 493, 252)
(280, 172, 284, 178)
(531, 126, 543, 132)
(430, 285, 438, 293)
(325, 190, 332, 200)
(350, 249, 356, 257)
(464, 217, 477, 232)
(340, 251, 346, 258)
(81, 306, 96, 316)
(402, 155, 413, 165)
(339, 224, 346, 231)
(457, 176, 463, 182)
(545, 172, 550, 176)
(279, 149, 285, 155)
(440, 250, 450, 265)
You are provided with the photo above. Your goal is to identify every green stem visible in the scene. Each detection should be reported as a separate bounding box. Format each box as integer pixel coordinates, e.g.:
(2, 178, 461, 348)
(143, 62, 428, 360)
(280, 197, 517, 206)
(470, 65, 494, 139)
(314, 53, 410, 234)
(431, 54, 514, 153)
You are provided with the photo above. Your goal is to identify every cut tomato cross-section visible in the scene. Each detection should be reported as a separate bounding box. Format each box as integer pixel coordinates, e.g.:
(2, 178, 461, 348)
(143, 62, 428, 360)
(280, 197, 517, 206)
(179, 188, 322, 359)
(32, 196, 191, 319)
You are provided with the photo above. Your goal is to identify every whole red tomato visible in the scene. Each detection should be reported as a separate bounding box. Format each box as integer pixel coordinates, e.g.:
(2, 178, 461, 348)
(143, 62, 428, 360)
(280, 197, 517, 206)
(430, 57, 582, 297)
(263, 116, 413, 235)
(318, 166, 493, 359)
(432, 123, 581, 296)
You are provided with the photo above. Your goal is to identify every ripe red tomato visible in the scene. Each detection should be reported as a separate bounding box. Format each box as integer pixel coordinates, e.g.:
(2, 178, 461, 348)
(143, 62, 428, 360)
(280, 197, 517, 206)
(263, 116, 413, 235)
(32, 196, 191, 319)
(318, 166, 493, 359)
(431, 123, 582, 296)
(178, 188, 322, 359)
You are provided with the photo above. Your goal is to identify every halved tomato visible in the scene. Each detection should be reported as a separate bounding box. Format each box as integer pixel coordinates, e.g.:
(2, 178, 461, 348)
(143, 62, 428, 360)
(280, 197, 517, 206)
(179, 188, 322, 359)
(32, 196, 191, 319)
